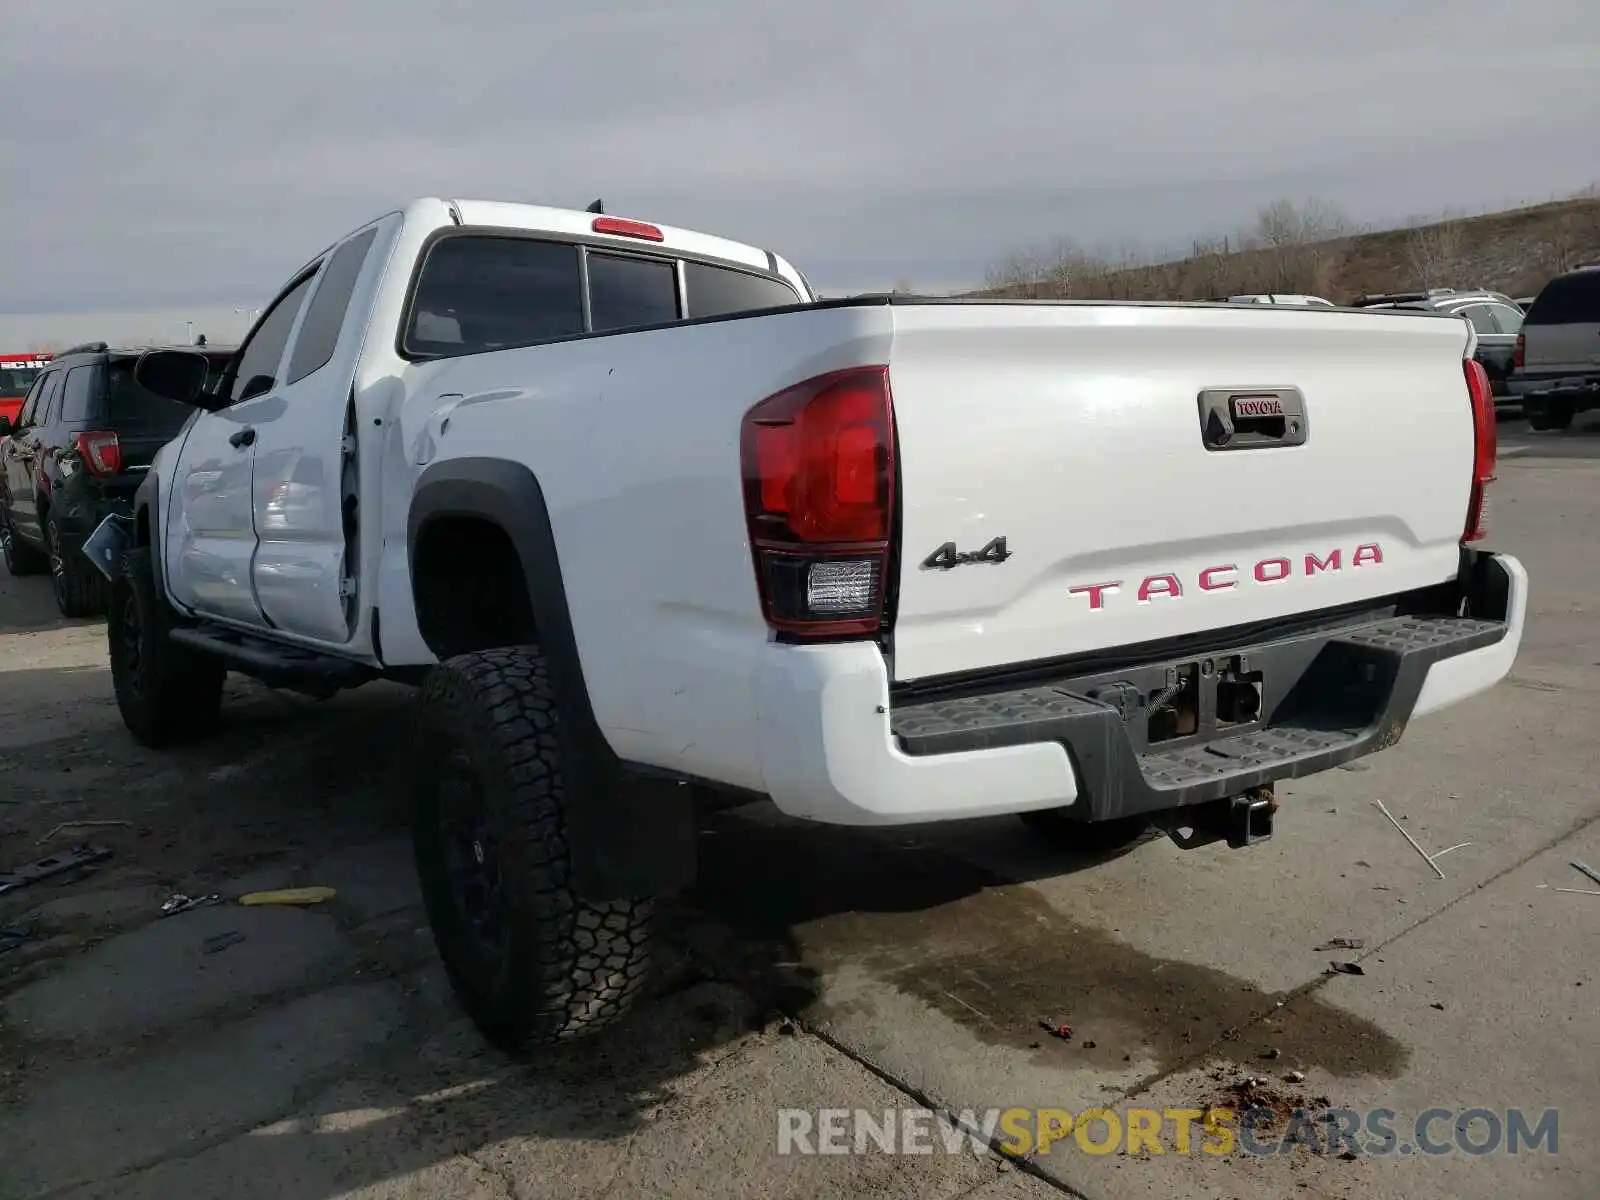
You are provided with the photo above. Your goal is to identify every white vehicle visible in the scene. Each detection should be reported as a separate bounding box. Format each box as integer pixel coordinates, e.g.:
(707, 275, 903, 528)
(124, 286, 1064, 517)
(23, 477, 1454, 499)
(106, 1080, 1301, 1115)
(1215, 294, 1338, 307)
(99, 198, 1526, 1051)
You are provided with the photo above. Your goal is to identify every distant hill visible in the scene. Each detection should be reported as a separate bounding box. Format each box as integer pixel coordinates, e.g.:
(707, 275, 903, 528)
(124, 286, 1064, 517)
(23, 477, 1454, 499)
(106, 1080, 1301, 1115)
(976, 190, 1600, 305)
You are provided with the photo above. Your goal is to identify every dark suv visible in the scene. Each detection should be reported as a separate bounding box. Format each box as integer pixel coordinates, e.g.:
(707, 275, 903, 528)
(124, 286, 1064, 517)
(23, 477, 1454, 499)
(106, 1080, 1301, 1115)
(1509, 265, 1600, 430)
(0, 342, 233, 616)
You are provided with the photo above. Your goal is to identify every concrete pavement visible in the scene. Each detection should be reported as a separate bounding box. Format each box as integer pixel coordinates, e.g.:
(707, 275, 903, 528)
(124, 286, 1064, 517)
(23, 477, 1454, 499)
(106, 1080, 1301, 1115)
(2, 416, 1596, 1198)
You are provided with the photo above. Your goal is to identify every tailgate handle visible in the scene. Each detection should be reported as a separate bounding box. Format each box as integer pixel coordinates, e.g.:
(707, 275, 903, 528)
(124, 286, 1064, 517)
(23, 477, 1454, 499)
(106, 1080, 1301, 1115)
(1197, 388, 1308, 452)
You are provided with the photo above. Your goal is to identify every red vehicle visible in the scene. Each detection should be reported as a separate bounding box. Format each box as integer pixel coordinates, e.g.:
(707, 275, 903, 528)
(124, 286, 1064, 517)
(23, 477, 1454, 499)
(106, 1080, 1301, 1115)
(0, 353, 51, 430)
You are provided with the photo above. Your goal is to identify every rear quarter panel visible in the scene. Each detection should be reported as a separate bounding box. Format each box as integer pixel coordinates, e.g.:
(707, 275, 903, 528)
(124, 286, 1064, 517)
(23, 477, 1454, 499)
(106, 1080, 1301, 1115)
(382, 303, 893, 787)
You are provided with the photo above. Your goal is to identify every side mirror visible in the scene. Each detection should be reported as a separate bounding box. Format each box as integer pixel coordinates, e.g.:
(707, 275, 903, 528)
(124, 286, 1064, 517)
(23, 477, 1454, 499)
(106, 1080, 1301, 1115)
(0, 415, 11, 436)
(134, 349, 216, 408)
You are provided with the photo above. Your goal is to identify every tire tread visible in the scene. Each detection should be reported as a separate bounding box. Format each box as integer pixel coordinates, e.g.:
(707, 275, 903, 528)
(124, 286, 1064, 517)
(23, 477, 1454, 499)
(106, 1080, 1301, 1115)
(109, 546, 225, 747)
(413, 646, 653, 1049)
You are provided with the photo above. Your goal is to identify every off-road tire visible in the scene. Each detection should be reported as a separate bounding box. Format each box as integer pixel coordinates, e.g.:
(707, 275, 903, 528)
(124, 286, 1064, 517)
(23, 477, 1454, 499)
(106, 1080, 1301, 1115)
(411, 646, 655, 1052)
(1526, 400, 1574, 431)
(47, 511, 109, 617)
(1019, 809, 1153, 857)
(0, 507, 46, 576)
(107, 546, 226, 746)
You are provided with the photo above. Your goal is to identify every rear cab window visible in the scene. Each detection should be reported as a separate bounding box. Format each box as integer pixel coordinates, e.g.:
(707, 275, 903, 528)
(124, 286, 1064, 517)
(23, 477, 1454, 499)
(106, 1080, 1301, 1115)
(588, 253, 679, 331)
(683, 261, 804, 318)
(401, 231, 801, 359)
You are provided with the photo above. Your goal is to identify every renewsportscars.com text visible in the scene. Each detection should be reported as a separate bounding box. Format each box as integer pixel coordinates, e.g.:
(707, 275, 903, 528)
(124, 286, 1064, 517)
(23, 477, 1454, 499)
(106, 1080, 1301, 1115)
(776, 1105, 1560, 1158)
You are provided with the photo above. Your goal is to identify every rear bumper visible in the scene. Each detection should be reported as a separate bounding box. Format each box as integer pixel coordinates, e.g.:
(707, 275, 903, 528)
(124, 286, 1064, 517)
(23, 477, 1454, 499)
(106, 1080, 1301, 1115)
(1508, 374, 1600, 407)
(51, 482, 137, 540)
(754, 552, 1526, 826)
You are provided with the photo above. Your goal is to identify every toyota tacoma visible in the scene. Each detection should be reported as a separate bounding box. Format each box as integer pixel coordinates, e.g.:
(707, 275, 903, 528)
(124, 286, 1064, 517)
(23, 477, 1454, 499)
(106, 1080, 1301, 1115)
(94, 197, 1526, 1051)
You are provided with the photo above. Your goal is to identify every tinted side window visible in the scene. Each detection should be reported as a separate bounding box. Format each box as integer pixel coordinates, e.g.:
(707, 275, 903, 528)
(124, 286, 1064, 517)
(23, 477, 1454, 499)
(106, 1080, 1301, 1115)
(227, 272, 317, 403)
(588, 253, 679, 332)
(1526, 274, 1600, 325)
(59, 365, 100, 423)
(15, 377, 45, 426)
(683, 262, 800, 319)
(1487, 304, 1524, 335)
(205, 358, 230, 392)
(405, 236, 583, 357)
(1460, 305, 1498, 335)
(30, 372, 63, 426)
(287, 227, 379, 385)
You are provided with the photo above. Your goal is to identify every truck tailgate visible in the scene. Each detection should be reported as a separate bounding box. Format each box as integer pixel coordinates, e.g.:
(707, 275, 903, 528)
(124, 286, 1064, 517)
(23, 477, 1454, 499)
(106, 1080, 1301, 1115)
(886, 302, 1476, 683)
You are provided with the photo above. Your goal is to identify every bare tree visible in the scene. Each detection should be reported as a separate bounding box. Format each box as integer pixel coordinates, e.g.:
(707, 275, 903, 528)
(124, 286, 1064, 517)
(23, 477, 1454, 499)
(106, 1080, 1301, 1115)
(984, 246, 1053, 298)
(979, 191, 1600, 307)
(1051, 243, 1115, 298)
(1405, 213, 1468, 288)
(1538, 207, 1600, 275)
(1297, 198, 1352, 295)
(1249, 198, 1351, 294)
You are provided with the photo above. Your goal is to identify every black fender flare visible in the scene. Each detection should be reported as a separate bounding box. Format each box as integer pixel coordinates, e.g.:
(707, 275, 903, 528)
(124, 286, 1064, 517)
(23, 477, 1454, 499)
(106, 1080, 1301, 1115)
(406, 457, 696, 900)
(131, 471, 172, 606)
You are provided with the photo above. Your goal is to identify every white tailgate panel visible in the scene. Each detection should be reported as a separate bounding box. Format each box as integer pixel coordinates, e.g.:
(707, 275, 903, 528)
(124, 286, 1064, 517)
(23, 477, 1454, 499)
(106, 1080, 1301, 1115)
(886, 303, 1475, 682)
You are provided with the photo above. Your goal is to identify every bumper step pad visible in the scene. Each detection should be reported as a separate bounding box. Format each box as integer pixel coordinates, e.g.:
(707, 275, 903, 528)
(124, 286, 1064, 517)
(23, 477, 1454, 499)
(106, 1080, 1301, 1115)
(890, 613, 1508, 818)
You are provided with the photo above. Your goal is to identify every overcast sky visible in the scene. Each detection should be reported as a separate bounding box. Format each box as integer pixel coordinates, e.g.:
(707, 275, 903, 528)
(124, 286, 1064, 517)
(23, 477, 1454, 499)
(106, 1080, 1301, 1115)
(2, 0, 1596, 339)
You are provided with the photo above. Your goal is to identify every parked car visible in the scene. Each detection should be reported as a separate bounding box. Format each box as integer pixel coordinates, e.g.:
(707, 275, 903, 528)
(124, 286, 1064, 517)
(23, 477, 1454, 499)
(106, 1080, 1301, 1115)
(104, 197, 1522, 1052)
(1508, 265, 1600, 430)
(0, 353, 51, 431)
(1209, 294, 1337, 306)
(0, 341, 234, 615)
(1351, 289, 1525, 401)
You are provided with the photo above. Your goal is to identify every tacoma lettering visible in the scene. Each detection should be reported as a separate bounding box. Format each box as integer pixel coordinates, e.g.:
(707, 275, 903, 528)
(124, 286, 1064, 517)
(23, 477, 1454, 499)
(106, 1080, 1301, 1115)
(1069, 544, 1385, 610)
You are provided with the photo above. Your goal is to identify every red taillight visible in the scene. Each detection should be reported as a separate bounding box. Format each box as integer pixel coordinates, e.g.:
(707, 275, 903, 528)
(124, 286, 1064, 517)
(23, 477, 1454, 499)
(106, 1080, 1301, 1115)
(75, 430, 122, 477)
(591, 216, 664, 242)
(1463, 360, 1496, 543)
(740, 366, 896, 638)
(1513, 331, 1525, 371)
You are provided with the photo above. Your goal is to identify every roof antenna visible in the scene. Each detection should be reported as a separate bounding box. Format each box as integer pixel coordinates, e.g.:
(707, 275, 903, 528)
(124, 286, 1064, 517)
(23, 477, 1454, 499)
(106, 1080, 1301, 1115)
(585, 198, 604, 214)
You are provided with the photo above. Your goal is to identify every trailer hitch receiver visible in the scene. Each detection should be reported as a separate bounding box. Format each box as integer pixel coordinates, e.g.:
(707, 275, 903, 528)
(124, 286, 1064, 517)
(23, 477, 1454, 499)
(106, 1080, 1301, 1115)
(1228, 785, 1277, 848)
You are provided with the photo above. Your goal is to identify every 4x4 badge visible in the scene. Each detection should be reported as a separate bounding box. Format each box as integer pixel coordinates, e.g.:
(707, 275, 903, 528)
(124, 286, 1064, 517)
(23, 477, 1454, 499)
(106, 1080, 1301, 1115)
(921, 536, 1012, 571)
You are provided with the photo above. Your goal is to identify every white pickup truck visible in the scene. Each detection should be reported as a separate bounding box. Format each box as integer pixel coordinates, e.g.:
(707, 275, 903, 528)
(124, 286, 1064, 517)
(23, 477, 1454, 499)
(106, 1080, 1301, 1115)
(100, 197, 1526, 1051)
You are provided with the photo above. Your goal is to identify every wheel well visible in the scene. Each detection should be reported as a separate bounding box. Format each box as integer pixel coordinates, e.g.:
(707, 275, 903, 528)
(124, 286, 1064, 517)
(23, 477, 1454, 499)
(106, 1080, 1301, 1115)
(412, 515, 537, 659)
(135, 505, 151, 547)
